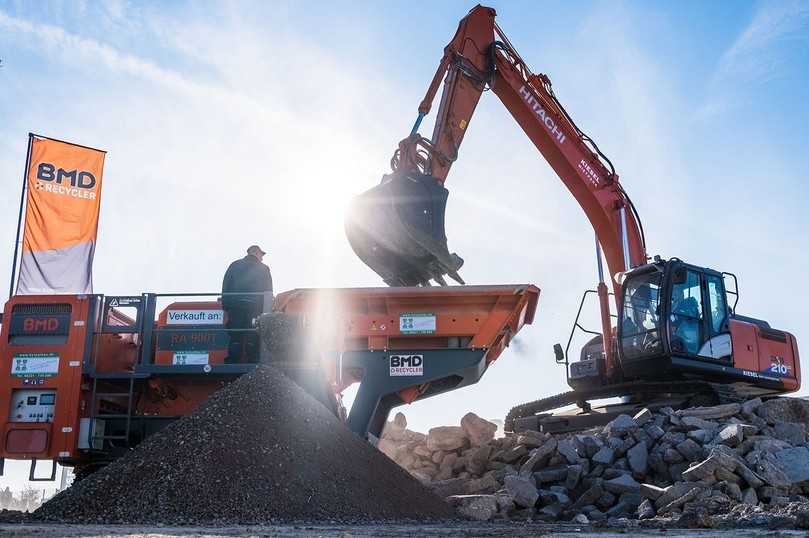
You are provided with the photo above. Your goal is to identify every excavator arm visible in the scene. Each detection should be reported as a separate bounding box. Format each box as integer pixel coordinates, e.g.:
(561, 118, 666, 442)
(345, 5, 649, 366)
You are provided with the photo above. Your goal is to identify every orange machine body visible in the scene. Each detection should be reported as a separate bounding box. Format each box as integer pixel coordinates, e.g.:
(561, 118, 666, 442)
(0, 284, 539, 474)
(729, 319, 800, 392)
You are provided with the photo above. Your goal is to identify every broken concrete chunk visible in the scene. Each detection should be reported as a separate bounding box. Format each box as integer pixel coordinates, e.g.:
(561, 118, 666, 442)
(572, 481, 604, 510)
(504, 474, 539, 508)
(626, 441, 648, 475)
(734, 461, 764, 489)
(680, 415, 718, 430)
(592, 446, 615, 466)
(773, 446, 809, 484)
(426, 426, 469, 451)
(633, 408, 653, 427)
(682, 456, 723, 481)
(575, 434, 604, 458)
(460, 412, 498, 446)
(429, 477, 467, 498)
(533, 465, 568, 484)
(686, 429, 713, 444)
(637, 498, 655, 519)
(755, 458, 791, 488)
(741, 487, 758, 506)
(715, 424, 744, 447)
(605, 414, 638, 436)
(675, 438, 703, 462)
(676, 403, 741, 420)
(721, 481, 743, 501)
(572, 513, 589, 524)
(604, 473, 641, 494)
(595, 490, 616, 511)
(741, 397, 763, 416)
(519, 437, 558, 475)
(737, 423, 760, 438)
(449, 494, 499, 521)
(538, 502, 563, 520)
(466, 445, 491, 476)
(557, 439, 580, 464)
(756, 397, 809, 425)
(515, 430, 547, 448)
(640, 483, 666, 501)
(464, 472, 500, 494)
(565, 464, 583, 490)
(773, 422, 807, 446)
(498, 444, 529, 464)
(714, 467, 742, 484)
(644, 424, 666, 441)
(657, 486, 704, 515)
(664, 448, 685, 464)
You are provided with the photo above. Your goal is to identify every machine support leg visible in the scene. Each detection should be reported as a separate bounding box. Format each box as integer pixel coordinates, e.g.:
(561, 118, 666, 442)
(342, 348, 488, 440)
(29, 459, 57, 482)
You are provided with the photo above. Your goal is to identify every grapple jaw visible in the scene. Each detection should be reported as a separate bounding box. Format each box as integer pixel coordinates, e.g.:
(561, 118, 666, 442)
(345, 170, 464, 287)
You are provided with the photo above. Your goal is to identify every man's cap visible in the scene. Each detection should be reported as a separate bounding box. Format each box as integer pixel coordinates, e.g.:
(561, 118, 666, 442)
(247, 245, 266, 256)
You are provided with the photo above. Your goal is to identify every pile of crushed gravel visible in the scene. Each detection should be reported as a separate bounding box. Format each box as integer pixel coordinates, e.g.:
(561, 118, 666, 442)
(35, 365, 454, 524)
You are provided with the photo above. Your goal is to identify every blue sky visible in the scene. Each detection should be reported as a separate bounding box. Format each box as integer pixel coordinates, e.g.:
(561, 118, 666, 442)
(1, 0, 808, 491)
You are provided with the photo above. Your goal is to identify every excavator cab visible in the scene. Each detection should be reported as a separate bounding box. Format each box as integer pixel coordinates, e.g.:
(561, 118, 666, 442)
(344, 170, 464, 286)
(619, 259, 732, 369)
(617, 259, 800, 395)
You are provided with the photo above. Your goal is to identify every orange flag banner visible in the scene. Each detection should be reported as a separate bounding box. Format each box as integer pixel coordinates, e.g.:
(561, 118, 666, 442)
(16, 136, 106, 294)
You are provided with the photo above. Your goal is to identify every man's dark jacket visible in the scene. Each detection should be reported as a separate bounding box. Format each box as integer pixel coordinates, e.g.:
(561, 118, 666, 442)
(221, 255, 273, 311)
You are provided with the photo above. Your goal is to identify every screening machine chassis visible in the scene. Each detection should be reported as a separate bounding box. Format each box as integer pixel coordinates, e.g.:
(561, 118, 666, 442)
(0, 284, 538, 479)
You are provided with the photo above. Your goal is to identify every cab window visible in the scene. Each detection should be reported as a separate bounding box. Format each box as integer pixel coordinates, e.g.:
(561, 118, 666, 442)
(669, 268, 703, 355)
(620, 270, 663, 360)
(706, 275, 728, 336)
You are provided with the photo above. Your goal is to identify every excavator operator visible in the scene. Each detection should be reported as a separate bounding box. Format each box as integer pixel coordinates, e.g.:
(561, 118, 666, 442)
(221, 245, 273, 363)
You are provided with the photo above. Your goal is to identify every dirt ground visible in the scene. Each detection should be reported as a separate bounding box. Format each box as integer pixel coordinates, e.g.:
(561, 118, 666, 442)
(1, 523, 807, 537)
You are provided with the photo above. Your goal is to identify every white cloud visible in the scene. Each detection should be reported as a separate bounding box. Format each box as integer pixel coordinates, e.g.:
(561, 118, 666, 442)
(700, 0, 809, 117)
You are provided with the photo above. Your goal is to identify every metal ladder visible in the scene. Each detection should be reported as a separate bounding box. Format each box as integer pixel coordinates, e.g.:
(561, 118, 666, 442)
(87, 374, 139, 449)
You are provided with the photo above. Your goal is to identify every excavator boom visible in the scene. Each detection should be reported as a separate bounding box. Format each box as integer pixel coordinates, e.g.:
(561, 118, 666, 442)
(346, 5, 646, 290)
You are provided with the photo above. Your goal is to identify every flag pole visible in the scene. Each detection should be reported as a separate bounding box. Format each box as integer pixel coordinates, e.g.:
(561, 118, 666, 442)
(9, 133, 34, 298)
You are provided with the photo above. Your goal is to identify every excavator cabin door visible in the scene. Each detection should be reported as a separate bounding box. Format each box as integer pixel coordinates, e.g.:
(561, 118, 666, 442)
(667, 264, 732, 363)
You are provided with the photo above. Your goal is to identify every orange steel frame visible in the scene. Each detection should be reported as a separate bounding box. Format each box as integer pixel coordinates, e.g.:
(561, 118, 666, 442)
(0, 284, 539, 470)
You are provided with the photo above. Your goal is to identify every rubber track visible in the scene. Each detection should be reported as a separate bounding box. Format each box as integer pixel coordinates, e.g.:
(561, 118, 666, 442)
(504, 380, 720, 432)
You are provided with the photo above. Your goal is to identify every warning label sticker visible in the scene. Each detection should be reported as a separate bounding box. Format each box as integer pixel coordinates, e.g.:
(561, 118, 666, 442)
(389, 354, 424, 376)
(172, 351, 210, 365)
(399, 312, 436, 334)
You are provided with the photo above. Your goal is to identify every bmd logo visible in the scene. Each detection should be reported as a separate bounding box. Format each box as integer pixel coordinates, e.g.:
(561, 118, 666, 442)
(34, 162, 98, 200)
(389, 354, 424, 376)
(23, 317, 60, 332)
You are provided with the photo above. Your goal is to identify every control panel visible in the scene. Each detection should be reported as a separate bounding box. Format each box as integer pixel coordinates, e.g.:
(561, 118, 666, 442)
(8, 389, 56, 422)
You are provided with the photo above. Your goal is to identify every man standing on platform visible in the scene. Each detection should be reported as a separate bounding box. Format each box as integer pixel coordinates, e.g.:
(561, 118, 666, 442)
(221, 245, 273, 362)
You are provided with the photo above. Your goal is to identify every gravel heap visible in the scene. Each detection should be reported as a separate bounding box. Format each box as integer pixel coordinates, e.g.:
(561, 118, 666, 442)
(379, 398, 809, 528)
(35, 365, 454, 524)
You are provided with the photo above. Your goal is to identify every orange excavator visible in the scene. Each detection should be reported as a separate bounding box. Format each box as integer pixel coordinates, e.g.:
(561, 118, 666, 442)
(345, 5, 800, 431)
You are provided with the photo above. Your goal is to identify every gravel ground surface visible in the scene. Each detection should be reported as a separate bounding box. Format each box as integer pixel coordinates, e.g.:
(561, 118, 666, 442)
(1, 522, 807, 537)
(35, 365, 454, 524)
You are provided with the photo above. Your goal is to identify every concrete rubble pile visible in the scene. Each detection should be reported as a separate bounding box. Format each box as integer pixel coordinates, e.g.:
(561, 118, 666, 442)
(379, 398, 809, 528)
(35, 365, 455, 525)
